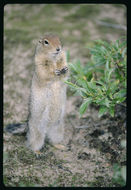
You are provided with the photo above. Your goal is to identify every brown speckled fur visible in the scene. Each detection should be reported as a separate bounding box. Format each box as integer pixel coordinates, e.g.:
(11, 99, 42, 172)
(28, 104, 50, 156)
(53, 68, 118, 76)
(26, 34, 68, 152)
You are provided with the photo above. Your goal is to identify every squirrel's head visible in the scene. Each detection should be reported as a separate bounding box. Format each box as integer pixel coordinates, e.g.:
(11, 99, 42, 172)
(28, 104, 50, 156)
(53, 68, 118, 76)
(36, 34, 62, 59)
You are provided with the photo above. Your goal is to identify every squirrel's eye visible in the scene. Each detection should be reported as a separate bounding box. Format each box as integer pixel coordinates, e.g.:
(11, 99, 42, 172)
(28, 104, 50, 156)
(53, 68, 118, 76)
(44, 40, 49, 45)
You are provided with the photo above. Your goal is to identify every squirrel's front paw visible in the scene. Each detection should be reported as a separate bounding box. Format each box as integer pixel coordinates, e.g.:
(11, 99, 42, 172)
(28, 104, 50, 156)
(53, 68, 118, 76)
(61, 66, 68, 74)
(55, 69, 61, 76)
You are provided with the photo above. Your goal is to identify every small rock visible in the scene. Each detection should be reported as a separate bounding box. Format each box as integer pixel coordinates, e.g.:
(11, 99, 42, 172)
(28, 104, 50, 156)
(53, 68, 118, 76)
(77, 152, 91, 160)
(90, 129, 105, 137)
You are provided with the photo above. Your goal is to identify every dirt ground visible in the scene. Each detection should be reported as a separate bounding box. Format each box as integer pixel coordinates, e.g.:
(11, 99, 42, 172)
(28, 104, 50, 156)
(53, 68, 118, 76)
(3, 4, 126, 187)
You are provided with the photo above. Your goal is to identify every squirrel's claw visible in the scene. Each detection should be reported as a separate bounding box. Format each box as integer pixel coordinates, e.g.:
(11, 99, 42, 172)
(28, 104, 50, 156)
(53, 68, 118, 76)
(55, 66, 68, 76)
(55, 69, 61, 76)
(34, 150, 43, 159)
(61, 66, 68, 74)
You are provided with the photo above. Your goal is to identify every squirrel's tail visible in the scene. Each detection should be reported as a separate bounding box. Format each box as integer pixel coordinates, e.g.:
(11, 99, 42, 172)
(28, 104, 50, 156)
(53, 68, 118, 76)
(5, 123, 27, 135)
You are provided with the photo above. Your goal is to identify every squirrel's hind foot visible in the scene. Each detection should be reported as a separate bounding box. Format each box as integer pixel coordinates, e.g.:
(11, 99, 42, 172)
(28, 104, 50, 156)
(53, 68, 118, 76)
(34, 150, 43, 159)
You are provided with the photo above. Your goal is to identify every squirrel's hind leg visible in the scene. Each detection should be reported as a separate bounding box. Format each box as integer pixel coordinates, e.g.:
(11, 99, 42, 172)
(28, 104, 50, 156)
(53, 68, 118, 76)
(26, 106, 49, 152)
(26, 129, 46, 152)
(26, 121, 46, 152)
(47, 122, 67, 150)
(48, 122, 64, 144)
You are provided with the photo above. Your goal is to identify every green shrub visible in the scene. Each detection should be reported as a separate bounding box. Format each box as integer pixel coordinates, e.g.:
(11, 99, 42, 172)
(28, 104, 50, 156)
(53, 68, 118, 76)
(65, 38, 126, 117)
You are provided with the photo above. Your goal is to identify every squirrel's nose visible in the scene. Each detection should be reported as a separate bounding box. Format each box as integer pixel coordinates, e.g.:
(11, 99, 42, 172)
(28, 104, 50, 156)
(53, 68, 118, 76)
(56, 48, 60, 52)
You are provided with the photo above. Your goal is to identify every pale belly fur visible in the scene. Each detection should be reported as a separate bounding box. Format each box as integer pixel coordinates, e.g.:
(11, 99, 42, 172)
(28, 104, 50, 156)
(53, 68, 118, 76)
(31, 80, 66, 126)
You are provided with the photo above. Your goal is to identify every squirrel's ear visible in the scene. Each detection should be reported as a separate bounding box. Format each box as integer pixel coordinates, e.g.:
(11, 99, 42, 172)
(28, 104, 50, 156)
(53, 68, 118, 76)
(38, 37, 43, 44)
(39, 39, 43, 43)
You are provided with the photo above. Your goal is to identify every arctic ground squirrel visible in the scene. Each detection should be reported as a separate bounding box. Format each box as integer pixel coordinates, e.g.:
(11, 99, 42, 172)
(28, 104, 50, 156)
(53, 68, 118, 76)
(5, 33, 68, 154)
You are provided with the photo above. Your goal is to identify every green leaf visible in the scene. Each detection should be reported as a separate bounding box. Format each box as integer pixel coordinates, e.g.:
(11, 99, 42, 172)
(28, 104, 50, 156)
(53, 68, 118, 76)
(95, 98, 110, 107)
(65, 81, 88, 96)
(69, 63, 78, 73)
(104, 68, 114, 83)
(87, 81, 97, 91)
(109, 106, 115, 117)
(104, 98, 110, 107)
(96, 80, 106, 90)
(113, 89, 126, 103)
(116, 97, 126, 104)
(114, 89, 126, 98)
(100, 46, 108, 55)
(98, 106, 108, 117)
(106, 60, 109, 70)
(84, 71, 93, 81)
(79, 98, 92, 116)
(77, 78, 88, 89)
(69, 60, 84, 76)
(78, 89, 88, 98)
(64, 81, 79, 89)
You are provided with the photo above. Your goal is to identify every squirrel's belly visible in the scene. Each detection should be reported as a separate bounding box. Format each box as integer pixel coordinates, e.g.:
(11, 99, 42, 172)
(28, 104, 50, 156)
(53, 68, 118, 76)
(46, 82, 66, 123)
(32, 81, 66, 124)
